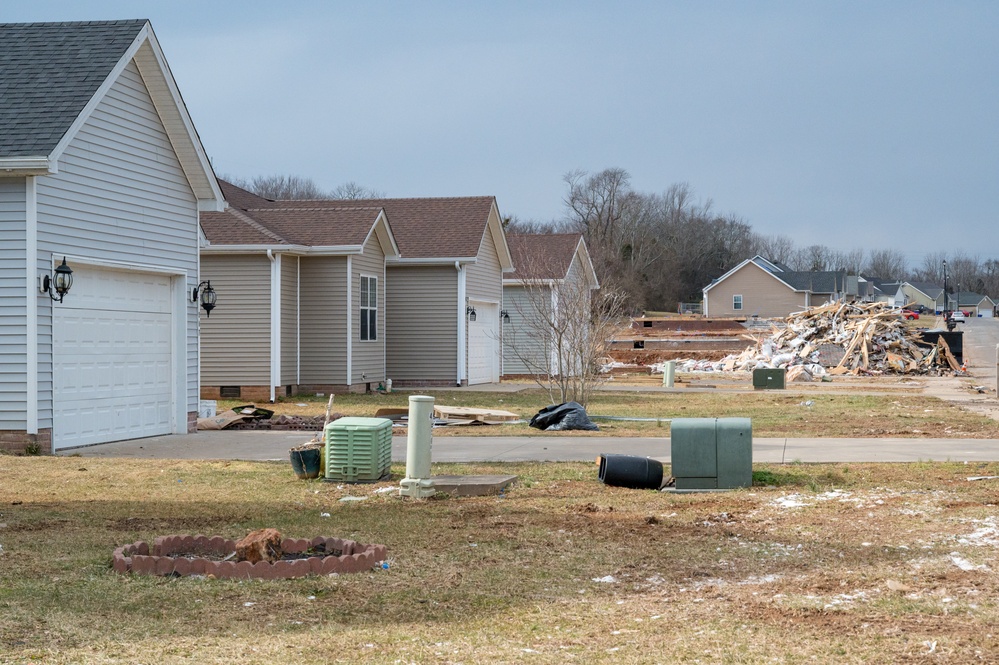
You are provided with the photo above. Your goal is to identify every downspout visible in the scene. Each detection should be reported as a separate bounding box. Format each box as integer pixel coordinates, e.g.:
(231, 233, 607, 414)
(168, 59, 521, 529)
(26, 176, 39, 435)
(267, 250, 280, 403)
(346, 256, 353, 388)
(456, 261, 465, 386)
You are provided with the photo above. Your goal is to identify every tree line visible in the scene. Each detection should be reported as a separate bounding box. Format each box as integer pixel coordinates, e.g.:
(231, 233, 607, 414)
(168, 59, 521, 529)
(508, 168, 999, 313)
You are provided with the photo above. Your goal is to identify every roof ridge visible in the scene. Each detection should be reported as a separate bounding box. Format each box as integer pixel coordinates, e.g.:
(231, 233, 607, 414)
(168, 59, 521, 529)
(226, 207, 289, 244)
(249, 205, 383, 212)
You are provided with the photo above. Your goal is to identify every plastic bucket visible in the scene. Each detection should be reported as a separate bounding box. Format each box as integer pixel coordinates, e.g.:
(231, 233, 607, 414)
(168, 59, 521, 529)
(290, 448, 322, 480)
(598, 454, 664, 489)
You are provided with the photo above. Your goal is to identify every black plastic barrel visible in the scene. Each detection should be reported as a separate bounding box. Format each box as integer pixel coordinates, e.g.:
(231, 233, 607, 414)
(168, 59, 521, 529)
(598, 454, 664, 489)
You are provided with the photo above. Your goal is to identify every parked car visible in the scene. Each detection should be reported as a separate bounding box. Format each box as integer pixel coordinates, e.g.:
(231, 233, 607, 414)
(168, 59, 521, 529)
(903, 304, 927, 313)
(962, 310, 973, 317)
(902, 311, 919, 320)
(949, 311, 967, 322)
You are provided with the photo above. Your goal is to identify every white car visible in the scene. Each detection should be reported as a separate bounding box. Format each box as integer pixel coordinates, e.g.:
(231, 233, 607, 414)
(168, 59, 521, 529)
(949, 311, 966, 322)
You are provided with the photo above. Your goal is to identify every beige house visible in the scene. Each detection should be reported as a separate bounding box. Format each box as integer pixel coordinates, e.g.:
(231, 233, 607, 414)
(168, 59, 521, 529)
(375, 197, 514, 386)
(502, 233, 599, 377)
(199, 181, 398, 400)
(955, 291, 996, 318)
(703, 256, 850, 318)
(895, 282, 945, 312)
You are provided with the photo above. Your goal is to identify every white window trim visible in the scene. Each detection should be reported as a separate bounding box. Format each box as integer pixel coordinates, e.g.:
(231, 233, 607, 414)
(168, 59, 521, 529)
(733, 294, 743, 310)
(360, 273, 378, 342)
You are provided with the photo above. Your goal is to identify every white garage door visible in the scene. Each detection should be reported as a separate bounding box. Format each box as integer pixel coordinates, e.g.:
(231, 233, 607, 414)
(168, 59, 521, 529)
(53, 265, 174, 449)
(979, 308, 993, 318)
(467, 301, 499, 385)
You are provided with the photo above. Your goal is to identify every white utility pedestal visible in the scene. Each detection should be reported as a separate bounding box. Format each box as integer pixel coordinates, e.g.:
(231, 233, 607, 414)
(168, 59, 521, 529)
(399, 395, 436, 498)
(662, 360, 676, 388)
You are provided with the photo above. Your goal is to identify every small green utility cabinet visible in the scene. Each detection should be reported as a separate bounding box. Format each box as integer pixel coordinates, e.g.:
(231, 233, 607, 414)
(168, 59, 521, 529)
(670, 417, 752, 490)
(324, 417, 393, 483)
(753, 368, 786, 390)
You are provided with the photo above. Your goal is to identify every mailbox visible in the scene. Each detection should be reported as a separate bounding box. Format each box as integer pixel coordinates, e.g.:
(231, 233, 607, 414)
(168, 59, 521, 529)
(670, 417, 752, 490)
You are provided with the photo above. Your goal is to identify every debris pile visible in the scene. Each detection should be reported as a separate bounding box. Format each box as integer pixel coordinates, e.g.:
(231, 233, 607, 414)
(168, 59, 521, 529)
(655, 302, 960, 378)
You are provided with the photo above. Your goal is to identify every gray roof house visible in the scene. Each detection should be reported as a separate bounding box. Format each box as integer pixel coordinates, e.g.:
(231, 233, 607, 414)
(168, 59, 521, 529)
(0, 20, 224, 453)
(897, 282, 945, 312)
(502, 233, 599, 377)
(955, 291, 996, 318)
(702, 256, 850, 318)
(199, 181, 399, 400)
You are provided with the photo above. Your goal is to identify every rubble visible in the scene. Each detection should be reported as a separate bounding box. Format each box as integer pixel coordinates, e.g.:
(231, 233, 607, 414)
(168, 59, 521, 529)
(653, 302, 959, 378)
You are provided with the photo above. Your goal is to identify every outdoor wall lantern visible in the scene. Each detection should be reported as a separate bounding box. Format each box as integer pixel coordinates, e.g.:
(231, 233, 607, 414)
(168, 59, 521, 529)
(192, 280, 217, 317)
(500, 309, 511, 322)
(41, 256, 73, 302)
(466, 305, 477, 322)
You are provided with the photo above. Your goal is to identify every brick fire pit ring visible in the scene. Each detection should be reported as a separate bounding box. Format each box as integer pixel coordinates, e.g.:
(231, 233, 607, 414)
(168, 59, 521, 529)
(112, 535, 387, 579)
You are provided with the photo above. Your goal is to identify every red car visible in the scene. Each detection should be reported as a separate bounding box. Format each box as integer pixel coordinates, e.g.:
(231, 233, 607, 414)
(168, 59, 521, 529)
(902, 311, 919, 320)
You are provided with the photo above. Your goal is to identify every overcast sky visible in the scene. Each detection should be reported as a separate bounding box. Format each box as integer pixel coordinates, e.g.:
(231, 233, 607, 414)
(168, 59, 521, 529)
(8, 1, 998, 269)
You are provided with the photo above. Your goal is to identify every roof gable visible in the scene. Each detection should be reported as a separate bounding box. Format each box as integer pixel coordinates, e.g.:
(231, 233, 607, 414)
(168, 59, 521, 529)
(0, 20, 145, 158)
(0, 20, 223, 210)
(506, 233, 590, 282)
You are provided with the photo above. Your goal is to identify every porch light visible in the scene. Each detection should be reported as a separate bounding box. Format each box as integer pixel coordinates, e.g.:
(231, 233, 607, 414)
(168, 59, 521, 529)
(466, 306, 476, 322)
(500, 309, 510, 322)
(42, 256, 73, 302)
(192, 280, 217, 317)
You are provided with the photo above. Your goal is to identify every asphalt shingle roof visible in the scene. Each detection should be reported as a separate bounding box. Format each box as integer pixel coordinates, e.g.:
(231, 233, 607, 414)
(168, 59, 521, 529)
(506, 233, 581, 281)
(0, 20, 146, 157)
(211, 180, 496, 259)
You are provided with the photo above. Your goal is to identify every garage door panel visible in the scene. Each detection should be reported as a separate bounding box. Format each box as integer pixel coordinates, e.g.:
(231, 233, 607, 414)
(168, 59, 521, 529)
(53, 267, 174, 450)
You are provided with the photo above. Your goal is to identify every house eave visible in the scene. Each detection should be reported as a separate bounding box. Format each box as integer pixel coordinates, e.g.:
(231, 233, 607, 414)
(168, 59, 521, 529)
(387, 256, 476, 266)
(200, 243, 365, 255)
(0, 157, 54, 175)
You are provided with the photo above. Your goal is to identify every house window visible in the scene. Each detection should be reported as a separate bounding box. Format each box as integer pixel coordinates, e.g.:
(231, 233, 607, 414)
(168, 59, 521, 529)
(733, 294, 743, 311)
(360, 276, 377, 341)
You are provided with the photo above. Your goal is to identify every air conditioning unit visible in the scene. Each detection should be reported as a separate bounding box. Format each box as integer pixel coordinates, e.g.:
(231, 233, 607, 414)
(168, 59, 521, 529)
(324, 417, 393, 482)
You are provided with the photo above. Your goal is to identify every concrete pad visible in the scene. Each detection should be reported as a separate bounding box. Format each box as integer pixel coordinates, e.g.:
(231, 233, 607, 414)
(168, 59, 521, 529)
(430, 474, 517, 496)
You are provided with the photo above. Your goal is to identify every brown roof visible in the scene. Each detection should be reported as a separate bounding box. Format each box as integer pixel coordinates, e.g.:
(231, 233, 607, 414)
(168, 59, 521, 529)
(201, 205, 386, 247)
(261, 196, 497, 259)
(505, 233, 582, 281)
(207, 180, 496, 258)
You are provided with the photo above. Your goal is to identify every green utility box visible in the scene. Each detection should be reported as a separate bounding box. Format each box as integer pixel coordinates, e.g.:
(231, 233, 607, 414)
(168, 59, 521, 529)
(324, 417, 393, 482)
(670, 417, 752, 490)
(752, 367, 786, 390)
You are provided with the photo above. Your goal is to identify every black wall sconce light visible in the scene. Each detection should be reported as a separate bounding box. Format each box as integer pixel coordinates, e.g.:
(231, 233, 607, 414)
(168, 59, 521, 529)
(41, 256, 74, 302)
(192, 280, 217, 317)
(500, 309, 510, 322)
(466, 305, 477, 322)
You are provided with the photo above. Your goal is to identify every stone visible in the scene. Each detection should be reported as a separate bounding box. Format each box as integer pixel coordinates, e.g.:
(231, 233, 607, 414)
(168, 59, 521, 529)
(235, 528, 283, 563)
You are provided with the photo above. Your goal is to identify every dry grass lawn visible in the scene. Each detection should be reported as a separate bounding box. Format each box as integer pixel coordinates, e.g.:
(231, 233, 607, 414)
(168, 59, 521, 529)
(221, 388, 999, 439)
(3, 457, 999, 663)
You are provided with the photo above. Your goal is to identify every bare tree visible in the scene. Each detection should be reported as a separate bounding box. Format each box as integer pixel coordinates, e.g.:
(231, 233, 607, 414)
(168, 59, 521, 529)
(236, 174, 330, 199)
(503, 254, 625, 407)
(755, 234, 797, 265)
(863, 249, 907, 280)
(331, 181, 385, 199)
(504, 215, 555, 234)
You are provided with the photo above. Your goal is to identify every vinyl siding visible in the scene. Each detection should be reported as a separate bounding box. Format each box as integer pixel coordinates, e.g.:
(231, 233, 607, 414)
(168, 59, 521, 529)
(199, 255, 271, 385)
(299, 256, 348, 384)
(386, 265, 458, 382)
(0, 179, 27, 429)
(502, 284, 551, 376)
(706, 263, 805, 318)
(34, 60, 201, 426)
(465, 218, 503, 379)
(280, 255, 299, 385)
(352, 235, 386, 385)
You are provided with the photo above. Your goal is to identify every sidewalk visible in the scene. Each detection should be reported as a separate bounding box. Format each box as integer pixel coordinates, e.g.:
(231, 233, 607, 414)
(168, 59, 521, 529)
(65, 430, 999, 463)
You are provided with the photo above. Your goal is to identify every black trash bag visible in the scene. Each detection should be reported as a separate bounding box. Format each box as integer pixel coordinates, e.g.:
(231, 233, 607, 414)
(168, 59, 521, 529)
(529, 401, 599, 431)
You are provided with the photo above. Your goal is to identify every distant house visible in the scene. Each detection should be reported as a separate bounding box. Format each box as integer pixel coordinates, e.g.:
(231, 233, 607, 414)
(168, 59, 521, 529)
(858, 277, 901, 304)
(702, 256, 851, 318)
(199, 181, 399, 400)
(896, 282, 945, 312)
(955, 291, 996, 318)
(502, 233, 599, 377)
(0, 20, 224, 453)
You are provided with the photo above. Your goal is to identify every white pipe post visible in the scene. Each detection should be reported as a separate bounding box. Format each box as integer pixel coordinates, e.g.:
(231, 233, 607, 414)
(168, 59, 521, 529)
(400, 395, 436, 498)
(663, 360, 675, 388)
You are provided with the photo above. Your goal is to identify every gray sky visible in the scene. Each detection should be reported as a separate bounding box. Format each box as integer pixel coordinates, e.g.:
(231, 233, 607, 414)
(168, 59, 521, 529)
(8, 1, 998, 269)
